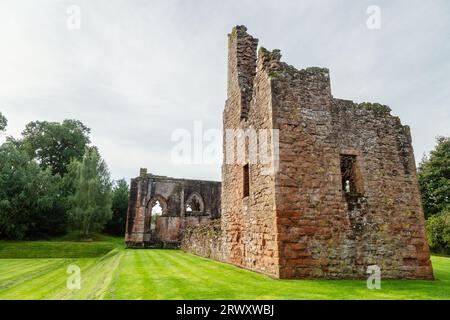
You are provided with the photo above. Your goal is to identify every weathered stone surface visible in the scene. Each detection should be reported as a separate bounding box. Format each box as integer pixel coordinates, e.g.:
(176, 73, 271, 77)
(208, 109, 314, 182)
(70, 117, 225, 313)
(181, 220, 224, 261)
(219, 26, 433, 279)
(129, 25, 433, 280)
(125, 172, 221, 248)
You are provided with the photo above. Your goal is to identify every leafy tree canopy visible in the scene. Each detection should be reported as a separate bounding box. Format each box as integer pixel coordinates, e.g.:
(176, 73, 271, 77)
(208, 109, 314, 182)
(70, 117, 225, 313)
(68, 148, 112, 236)
(426, 212, 450, 255)
(105, 179, 129, 236)
(418, 136, 450, 218)
(0, 112, 7, 132)
(22, 119, 91, 176)
(0, 142, 65, 239)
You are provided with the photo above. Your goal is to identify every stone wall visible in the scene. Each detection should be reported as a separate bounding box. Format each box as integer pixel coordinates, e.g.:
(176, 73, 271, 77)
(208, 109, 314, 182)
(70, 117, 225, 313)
(125, 169, 221, 248)
(270, 63, 432, 279)
(126, 25, 433, 280)
(220, 26, 433, 279)
(221, 26, 280, 277)
(181, 219, 224, 261)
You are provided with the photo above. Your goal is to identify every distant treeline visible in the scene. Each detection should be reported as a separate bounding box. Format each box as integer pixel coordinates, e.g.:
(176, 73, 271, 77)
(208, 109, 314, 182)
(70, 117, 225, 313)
(0, 111, 128, 239)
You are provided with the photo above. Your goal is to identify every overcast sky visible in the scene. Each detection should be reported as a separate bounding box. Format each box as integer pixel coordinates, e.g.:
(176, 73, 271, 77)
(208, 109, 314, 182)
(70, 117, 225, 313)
(0, 0, 449, 182)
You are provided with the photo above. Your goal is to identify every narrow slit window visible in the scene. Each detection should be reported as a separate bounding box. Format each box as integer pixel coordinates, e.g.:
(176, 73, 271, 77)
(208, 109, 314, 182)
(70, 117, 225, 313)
(243, 164, 250, 198)
(340, 155, 357, 194)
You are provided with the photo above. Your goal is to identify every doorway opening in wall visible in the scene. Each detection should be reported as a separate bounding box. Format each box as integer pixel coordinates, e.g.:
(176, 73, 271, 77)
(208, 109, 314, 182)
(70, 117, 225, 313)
(243, 164, 250, 198)
(151, 201, 162, 231)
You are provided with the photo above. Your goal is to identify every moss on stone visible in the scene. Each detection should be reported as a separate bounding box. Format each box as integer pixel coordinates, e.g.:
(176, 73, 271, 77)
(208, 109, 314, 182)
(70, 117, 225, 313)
(231, 25, 248, 37)
(267, 70, 283, 80)
(258, 46, 269, 57)
(304, 67, 329, 74)
(358, 102, 392, 113)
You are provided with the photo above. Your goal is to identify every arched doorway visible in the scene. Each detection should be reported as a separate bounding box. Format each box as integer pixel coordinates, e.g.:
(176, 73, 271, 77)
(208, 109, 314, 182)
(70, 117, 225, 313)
(145, 195, 168, 239)
(150, 201, 162, 231)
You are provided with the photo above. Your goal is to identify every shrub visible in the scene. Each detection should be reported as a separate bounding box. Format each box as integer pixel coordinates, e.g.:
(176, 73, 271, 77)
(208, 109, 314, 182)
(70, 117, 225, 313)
(426, 212, 450, 255)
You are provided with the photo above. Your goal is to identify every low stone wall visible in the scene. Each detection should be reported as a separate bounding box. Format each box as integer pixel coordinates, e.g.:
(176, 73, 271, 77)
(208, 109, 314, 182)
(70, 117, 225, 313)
(181, 219, 224, 261)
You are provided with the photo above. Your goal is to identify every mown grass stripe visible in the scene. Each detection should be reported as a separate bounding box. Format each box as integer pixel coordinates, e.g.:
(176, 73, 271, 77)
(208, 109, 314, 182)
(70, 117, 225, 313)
(0, 241, 114, 259)
(143, 250, 186, 299)
(159, 251, 243, 299)
(54, 251, 124, 300)
(85, 251, 123, 300)
(0, 259, 57, 282)
(1, 239, 449, 300)
(0, 259, 73, 298)
(156, 251, 217, 298)
(174, 251, 291, 299)
(105, 250, 155, 300)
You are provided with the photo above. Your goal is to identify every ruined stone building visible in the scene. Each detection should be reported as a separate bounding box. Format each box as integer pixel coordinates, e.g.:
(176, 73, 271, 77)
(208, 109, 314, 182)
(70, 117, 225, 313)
(127, 26, 433, 279)
(125, 168, 221, 247)
(216, 25, 433, 279)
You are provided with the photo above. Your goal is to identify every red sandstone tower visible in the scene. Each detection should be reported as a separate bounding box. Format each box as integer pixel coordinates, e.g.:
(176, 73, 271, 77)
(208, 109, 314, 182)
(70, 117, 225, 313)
(221, 26, 433, 279)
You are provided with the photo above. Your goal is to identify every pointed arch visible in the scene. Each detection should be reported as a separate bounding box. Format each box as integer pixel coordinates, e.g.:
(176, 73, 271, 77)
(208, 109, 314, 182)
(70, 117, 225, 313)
(146, 195, 168, 215)
(144, 195, 168, 233)
(185, 191, 205, 213)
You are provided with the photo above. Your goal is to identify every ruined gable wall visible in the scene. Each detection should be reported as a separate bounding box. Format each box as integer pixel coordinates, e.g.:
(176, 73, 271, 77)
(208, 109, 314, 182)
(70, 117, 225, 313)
(125, 171, 221, 247)
(240, 48, 279, 276)
(221, 26, 256, 268)
(221, 26, 279, 277)
(329, 99, 432, 279)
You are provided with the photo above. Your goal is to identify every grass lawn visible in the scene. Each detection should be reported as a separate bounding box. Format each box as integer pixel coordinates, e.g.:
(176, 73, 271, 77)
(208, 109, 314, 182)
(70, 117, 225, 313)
(0, 237, 448, 300)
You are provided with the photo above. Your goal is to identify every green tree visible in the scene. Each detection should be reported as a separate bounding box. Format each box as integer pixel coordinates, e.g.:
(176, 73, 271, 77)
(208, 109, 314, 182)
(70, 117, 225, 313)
(0, 112, 7, 133)
(418, 136, 450, 218)
(22, 119, 91, 176)
(104, 179, 129, 236)
(0, 142, 65, 239)
(68, 148, 112, 236)
(426, 212, 450, 254)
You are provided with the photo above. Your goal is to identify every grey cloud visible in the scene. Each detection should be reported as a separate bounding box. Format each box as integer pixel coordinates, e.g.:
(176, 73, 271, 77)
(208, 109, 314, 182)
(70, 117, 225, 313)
(0, 0, 449, 182)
